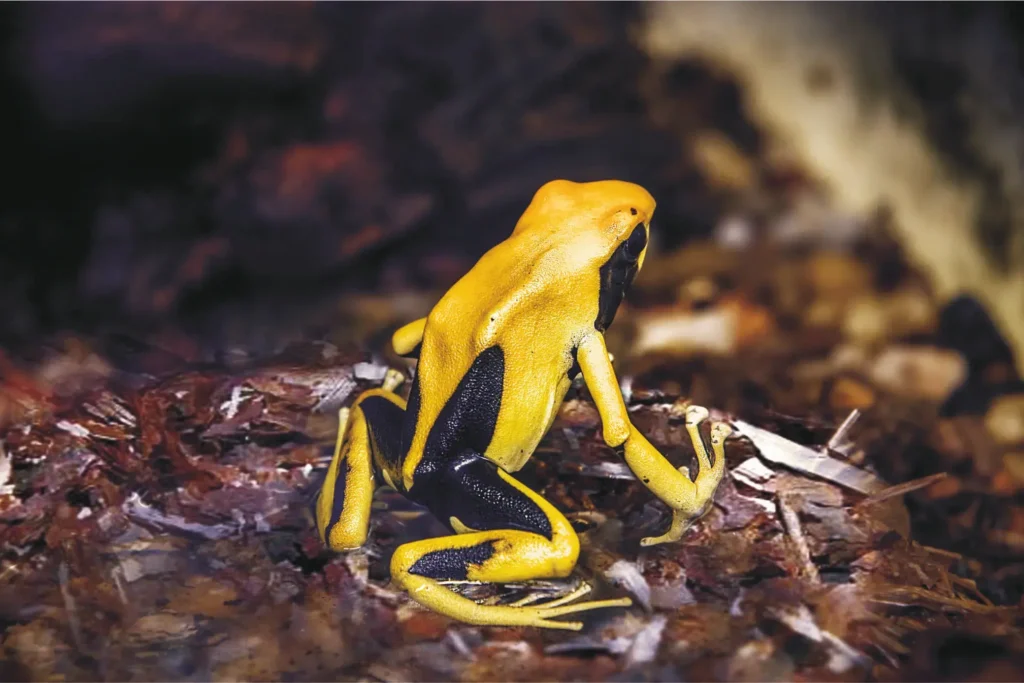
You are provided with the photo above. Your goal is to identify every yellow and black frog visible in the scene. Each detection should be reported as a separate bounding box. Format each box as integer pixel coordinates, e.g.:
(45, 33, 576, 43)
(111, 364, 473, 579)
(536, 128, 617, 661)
(316, 179, 731, 629)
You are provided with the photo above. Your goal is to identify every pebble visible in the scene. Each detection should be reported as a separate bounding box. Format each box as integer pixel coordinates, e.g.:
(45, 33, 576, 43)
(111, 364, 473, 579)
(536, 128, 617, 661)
(986, 394, 1024, 447)
(869, 345, 967, 402)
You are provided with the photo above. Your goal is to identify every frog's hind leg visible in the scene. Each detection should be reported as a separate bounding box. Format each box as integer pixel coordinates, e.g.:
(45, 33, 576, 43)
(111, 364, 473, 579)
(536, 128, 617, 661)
(390, 451, 632, 630)
(316, 369, 406, 550)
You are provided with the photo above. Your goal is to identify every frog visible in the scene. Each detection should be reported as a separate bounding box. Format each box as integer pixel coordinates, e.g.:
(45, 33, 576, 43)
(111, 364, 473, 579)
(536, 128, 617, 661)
(316, 179, 731, 630)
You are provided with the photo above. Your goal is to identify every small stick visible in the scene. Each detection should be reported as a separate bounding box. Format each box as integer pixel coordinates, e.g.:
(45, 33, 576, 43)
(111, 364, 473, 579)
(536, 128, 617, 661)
(777, 493, 820, 584)
(859, 472, 949, 506)
(826, 409, 861, 456)
(59, 562, 84, 652)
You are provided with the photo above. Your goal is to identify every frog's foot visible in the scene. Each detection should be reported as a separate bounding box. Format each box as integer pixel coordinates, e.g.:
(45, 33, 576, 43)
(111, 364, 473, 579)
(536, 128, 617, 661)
(640, 508, 700, 547)
(481, 582, 630, 630)
(509, 581, 592, 608)
(396, 570, 631, 630)
(390, 451, 632, 630)
(498, 592, 632, 631)
(382, 367, 405, 393)
(640, 405, 732, 547)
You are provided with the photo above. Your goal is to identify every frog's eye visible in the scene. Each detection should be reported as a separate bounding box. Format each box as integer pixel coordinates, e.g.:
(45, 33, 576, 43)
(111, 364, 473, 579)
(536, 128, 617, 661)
(623, 224, 647, 261)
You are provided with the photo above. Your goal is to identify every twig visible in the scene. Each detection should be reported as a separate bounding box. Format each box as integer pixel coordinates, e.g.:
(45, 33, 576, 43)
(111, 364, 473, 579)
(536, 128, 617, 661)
(59, 562, 84, 652)
(859, 472, 949, 506)
(777, 493, 820, 584)
(869, 585, 1000, 614)
(826, 409, 861, 456)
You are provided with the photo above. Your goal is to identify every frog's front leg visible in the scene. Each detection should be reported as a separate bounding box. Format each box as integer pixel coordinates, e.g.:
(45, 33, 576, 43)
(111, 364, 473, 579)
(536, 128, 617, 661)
(576, 333, 731, 546)
(392, 318, 427, 358)
(389, 451, 632, 630)
(316, 369, 406, 550)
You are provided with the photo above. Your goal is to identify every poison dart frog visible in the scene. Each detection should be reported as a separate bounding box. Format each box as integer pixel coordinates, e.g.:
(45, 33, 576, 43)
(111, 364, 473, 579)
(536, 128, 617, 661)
(316, 179, 731, 629)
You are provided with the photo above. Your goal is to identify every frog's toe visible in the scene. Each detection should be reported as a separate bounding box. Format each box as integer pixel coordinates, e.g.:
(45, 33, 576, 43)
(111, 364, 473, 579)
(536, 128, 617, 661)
(382, 368, 405, 392)
(509, 582, 590, 608)
(640, 515, 692, 547)
(500, 593, 632, 630)
(506, 583, 631, 626)
(685, 404, 710, 426)
(533, 596, 634, 619)
(711, 421, 733, 449)
(531, 617, 585, 631)
(508, 592, 547, 608)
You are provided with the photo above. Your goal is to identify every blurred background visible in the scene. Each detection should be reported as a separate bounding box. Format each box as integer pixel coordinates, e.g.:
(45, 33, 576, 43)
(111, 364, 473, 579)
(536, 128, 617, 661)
(1, 2, 1023, 365)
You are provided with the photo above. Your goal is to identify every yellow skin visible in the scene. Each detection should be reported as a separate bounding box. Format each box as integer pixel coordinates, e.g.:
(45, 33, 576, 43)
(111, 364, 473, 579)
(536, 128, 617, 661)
(316, 179, 731, 629)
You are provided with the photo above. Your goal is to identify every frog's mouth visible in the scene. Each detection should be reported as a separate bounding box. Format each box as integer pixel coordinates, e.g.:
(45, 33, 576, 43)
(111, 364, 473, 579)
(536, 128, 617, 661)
(595, 226, 645, 331)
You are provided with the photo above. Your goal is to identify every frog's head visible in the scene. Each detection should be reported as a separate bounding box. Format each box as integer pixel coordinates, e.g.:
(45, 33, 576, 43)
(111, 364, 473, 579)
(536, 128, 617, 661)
(513, 179, 655, 268)
(514, 179, 656, 329)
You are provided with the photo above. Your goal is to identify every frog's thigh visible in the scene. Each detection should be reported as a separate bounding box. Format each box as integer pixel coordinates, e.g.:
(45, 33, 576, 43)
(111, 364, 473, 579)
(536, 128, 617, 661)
(317, 390, 404, 551)
(398, 452, 579, 583)
(389, 453, 630, 628)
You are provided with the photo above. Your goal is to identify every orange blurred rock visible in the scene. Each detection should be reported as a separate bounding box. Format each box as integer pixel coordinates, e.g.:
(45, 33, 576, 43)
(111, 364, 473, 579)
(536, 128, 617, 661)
(399, 609, 453, 642)
(807, 252, 872, 298)
(722, 295, 777, 350)
(992, 468, 1021, 496)
(828, 375, 877, 411)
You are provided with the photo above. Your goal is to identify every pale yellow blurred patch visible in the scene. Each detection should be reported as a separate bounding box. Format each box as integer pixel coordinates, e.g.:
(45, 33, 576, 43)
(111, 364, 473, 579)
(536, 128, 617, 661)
(641, 3, 1024, 365)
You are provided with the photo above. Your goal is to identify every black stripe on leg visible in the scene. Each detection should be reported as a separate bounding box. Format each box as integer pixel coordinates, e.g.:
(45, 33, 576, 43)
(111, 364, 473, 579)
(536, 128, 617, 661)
(401, 374, 422, 465)
(428, 450, 554, 540)
(359, 395, 405, 474)
(408, 540, 498, 580)
(413, 345, 504, 480)
(567, 345, 581, 380)
(327, 458, 352, 532)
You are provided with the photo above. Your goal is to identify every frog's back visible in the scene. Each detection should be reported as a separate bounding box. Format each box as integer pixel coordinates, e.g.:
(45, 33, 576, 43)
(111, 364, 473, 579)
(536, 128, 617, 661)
(424, 230, 595, 362)
(402, 234, 592, 480)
